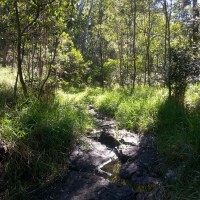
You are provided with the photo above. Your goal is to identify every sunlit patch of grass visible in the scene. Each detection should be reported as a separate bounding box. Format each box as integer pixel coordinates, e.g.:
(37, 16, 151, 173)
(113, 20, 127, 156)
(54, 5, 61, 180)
(94, 90, 125, 117)
(185, 83, 200, 107)
(0, 67, 16, 87)
(57, 87, 103, 105)
(0, 67, 16, 117)
(93, 86, 167, 132)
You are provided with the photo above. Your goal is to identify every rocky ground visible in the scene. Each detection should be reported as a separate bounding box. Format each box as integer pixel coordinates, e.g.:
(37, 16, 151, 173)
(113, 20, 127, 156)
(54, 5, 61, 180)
(32, 105, 166, 200)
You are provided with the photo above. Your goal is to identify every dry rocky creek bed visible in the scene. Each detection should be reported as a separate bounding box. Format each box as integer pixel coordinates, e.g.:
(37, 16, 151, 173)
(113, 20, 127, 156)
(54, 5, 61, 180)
(33, 105, 168, 200)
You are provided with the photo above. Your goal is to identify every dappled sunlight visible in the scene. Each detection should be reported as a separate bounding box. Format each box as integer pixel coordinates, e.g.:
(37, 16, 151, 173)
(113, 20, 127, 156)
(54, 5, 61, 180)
(0, 67, 16, 87)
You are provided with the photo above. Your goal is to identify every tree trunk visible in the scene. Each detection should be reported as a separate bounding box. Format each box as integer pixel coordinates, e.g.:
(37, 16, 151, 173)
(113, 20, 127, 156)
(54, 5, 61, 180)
(132, 0, 137, 91)
(192, 0, 199, 43)
(147, 0, 151, 86)
(163, 0, 172, 98)
(14, 0, 28, 97)
(98, 0, 104, 90)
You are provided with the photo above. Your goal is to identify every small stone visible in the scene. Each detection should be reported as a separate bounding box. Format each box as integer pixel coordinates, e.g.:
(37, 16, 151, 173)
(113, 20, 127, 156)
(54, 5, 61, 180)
(117, 145, 140, 163)
(120, 161, 146, 179)
(131, 175, 160, 186)
(165, 169, 176, 185)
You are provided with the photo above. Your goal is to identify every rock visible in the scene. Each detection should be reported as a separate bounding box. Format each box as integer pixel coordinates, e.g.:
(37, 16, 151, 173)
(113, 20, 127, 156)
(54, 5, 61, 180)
(69, 137, 117, 172)
(99, 132, 120, 148)
(100, 119, 116, 127)
(165, 169, 176, 185)
(30, 107, 165, 200)
(120, 161, 147, 180)
(136, 192, 154, 200)
(88, 108, 97, 116)
(118, 130, 140, 146)
(136, 187, 165, 200)
(0, 139, 8, 161)
(131, 175, 160, 186)
(138, 151, 160, 168)
(139, 135, 155, 149)
(117, 145, 140, 163)
(88, 104, 94, 110)
(87, 128, 103, 140)
(36, 171, 136, 200)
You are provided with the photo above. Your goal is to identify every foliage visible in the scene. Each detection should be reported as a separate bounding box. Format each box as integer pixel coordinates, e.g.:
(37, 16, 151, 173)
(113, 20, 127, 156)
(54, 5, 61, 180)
(170, 46, 192, 103)
(57, 33, 87, 88)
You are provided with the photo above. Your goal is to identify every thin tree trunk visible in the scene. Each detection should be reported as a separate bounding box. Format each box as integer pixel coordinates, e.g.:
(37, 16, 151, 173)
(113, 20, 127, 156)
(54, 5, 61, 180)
(14, 0, 28, 97)
(38, 38, 58, 98)
(131, 0, 137, 92)
(147, 0, 151, 86)
(98, 0, 104, 90)
(163, 0, 172, 97)
(192, 0, 199, 43)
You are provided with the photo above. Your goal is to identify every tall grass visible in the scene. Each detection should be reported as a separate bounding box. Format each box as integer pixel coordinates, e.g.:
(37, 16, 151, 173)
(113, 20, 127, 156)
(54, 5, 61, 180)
(92, 86, 167, 132)
(0, 97, 92, 198)
(0, 68, 16, 117)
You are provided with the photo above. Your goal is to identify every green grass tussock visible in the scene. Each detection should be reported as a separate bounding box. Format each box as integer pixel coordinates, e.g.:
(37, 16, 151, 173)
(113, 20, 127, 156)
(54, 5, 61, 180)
(0, 96, 92, 198)
(93, 86, 167, 132)
(95, 90, 124, 117)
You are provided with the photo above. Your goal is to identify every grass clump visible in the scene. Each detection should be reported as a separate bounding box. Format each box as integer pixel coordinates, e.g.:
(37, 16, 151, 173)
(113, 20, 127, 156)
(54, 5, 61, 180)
(0, 97, 92, 199)
(94, 89, 125, 117)
(116, 87, 167, 132)
(93, 86, 167, 132)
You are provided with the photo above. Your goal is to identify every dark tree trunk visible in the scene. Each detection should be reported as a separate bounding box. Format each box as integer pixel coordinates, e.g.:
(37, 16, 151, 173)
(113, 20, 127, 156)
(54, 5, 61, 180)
(131, 0, 137, 92)
(192, 0, 199, 43)
(14, 0, 28, 97)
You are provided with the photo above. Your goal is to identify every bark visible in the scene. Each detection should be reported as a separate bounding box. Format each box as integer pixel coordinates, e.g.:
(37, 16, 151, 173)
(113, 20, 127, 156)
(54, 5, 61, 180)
(147, 0, 151, 86)
(2, 45, 9, 67)
(163, 0, 172, 97)
(98, 0, 104, 90)
(131, 0, 137, 92)
(38, 38, 58, 98)
(192, 0, 199, 43)
(82, 0, 94, 52)
(117, 31, 123, 87)
(14, 0, 28, 97)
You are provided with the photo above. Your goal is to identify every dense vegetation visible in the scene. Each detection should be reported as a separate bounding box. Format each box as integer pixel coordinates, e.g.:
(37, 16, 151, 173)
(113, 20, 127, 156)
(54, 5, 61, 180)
(0, 0, 199, 199)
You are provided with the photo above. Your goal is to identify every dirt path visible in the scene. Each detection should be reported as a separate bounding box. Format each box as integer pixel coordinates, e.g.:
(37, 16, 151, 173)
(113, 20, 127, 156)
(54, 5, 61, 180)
(32, 105, 165, 200)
